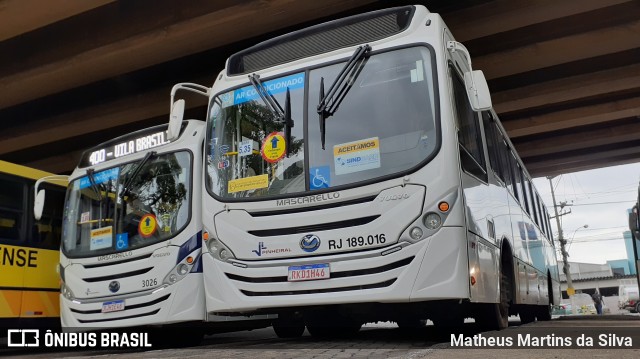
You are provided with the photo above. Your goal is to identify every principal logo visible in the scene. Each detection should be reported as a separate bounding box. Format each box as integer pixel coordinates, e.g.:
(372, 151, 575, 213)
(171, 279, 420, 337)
(108, 281, 120, 293)
(252, 242, 267, 256)
(300, 234, 321, 252)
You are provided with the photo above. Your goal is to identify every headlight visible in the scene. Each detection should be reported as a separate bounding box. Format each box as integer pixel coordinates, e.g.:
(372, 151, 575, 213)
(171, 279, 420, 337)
(423, 212, 442, 229)
(162, 248, 201, 286)
(409, 227, 423, 240)
(61, 283, 75, 300)
(177, 263, 189, 275)
(204, 231, 236, 262)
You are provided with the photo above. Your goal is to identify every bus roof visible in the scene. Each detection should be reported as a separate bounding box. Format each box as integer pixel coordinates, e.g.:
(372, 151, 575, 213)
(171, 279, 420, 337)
(0, 160, 60, 181)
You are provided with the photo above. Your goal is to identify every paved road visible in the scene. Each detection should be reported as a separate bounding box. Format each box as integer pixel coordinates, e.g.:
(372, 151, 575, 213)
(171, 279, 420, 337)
(3, 316, 640, 359)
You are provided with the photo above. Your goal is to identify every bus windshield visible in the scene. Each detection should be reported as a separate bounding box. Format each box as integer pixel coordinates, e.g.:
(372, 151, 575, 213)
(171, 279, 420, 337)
(62, 151, 191, 258)
(206, 46, 437, 199)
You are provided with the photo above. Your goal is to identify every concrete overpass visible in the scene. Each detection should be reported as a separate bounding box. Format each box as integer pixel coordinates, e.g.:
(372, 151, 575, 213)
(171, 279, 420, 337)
(1, 0, 639, 175)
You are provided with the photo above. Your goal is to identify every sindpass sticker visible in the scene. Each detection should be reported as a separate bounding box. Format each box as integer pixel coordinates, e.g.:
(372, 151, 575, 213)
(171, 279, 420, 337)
(333, 137, 381, 175)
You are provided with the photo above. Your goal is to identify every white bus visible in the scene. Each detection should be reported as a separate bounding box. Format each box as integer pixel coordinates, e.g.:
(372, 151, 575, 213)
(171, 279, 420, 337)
(34, 99, 270, 343)
(194, 5, 561, 337)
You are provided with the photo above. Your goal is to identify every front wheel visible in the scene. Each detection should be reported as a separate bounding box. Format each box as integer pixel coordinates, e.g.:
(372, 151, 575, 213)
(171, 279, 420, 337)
(306, 322, 361, 338)
(536, 304, 552, 321)
(396, 318, 427, 330)
(635, 302, 640, 314)
(305, 311, 362, 338)
(273, 316, 305, 338)
(477, 272, 510, 330)
(518, 307, 535, 324)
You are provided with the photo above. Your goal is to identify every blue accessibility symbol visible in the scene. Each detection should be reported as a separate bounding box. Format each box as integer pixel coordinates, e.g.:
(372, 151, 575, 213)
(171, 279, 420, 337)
(310, 166, 330, 190)
(116, 233, 129, 250)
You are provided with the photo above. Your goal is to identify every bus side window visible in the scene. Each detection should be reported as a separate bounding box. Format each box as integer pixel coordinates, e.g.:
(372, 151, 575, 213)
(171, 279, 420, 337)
(0, 175, 26, 244)
(451, 68, 487, 182)
(508, 150, 521, 203)
(482, 112, 505, 182)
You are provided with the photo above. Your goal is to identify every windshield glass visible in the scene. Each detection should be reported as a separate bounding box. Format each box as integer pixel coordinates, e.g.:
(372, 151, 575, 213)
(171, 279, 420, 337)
(206, 73, 306, 198)
(206, 46, 437, 200)
(62, 151, 191, 258)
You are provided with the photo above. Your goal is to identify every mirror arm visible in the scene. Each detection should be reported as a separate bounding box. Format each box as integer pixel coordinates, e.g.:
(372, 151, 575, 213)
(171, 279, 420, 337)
(34, 175, 69, 199)
(34, 175, 68, 220)
(170, 83, 211, 112)
(447, 41, 478, 97)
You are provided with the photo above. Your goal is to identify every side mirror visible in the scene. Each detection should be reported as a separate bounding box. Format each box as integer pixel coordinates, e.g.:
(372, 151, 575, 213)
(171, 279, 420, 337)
(34, 189, 45, 221)
(464, 70, 492, 111)
(167, 99, 185, 141)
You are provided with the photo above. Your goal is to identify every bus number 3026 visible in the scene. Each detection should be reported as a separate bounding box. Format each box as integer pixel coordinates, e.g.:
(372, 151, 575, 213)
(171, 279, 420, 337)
(328, 234, 386, 250)
(142, 278, 158, 287)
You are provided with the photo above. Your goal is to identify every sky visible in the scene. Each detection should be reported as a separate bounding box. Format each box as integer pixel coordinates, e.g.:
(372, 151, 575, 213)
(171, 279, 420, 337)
(532, 162, 640, 265)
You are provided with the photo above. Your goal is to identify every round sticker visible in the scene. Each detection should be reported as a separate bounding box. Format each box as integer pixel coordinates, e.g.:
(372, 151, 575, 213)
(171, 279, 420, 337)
(138, 214, 157, 238)
(260, 132, 286, 163)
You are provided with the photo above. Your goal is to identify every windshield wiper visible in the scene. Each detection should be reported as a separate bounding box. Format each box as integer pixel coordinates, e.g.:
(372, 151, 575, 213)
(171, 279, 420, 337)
(119, 151, 156, 199)
(86, 169, 103, 200)
(248, 74, 294, 157)
(317, 44, 371, 149)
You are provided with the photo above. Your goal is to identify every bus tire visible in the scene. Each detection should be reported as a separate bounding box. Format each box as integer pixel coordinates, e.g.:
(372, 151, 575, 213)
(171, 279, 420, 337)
(536, 304, 552, 321)
(396, 318, 427, 330)
(273, 317, 305, 338)
(305, 311, 361, 338)
(519, 307, 535, 324)
(537, 274, 553, 321)
(306, 322, 361, 338)
(635, 302, 640, 314)
(479, 270, 510, 330)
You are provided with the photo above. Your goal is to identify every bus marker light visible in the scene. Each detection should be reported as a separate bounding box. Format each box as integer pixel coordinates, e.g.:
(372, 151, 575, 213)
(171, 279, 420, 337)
(203, 232, 209, 241)
(470, 276, 476, 286)
(438, 202, 449, 212)
(186, 256, 194, 264)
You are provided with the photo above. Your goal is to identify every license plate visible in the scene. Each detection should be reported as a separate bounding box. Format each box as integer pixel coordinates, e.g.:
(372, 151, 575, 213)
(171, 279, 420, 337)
(288, 263, 330, 282)
(101, 300, 125, 313)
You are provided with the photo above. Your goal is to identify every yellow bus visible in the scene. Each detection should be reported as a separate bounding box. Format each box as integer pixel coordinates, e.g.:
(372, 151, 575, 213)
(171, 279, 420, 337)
(0, 160, 66, 330)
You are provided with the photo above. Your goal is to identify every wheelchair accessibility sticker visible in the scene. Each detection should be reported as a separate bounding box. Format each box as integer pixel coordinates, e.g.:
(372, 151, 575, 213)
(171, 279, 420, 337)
(310, 166, 331, 190)
(116, 233, 129, 250)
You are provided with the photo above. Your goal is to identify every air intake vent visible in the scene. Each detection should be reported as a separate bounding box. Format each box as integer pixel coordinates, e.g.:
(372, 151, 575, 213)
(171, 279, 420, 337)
(227, 6, 415, 76)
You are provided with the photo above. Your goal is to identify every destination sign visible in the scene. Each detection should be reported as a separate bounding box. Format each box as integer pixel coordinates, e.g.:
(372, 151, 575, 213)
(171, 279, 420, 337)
(79, 125, 177, 168)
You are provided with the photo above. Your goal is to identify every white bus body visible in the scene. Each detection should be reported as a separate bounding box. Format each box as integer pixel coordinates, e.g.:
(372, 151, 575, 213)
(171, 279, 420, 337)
(59, 120, 205, 330)
(201, 5, 561, 334)
(57, 120, 213, 335)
